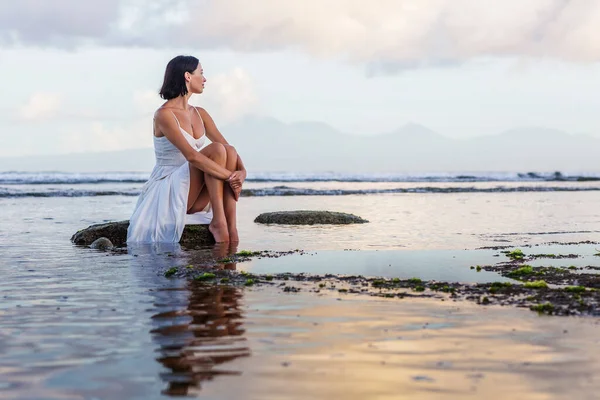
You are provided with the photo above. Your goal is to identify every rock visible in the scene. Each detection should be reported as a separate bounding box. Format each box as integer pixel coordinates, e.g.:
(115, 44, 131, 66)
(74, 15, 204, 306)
(72, 220, 129, 247)
(254, 211, 368, 225)
(179, 224, 215, 247)
(71, 221, 215, 247)
(90, 237, 114, 250)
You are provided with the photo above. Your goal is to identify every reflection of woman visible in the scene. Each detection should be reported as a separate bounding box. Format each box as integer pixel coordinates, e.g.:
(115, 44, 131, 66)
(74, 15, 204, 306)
(154, 284, 249, 396)
(127, 55, 247, 244)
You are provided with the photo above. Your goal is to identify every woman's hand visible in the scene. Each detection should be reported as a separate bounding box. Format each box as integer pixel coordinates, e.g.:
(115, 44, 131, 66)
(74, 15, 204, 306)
(231, 185, 242, 201)
(228, 170, 246, 189)
(227, 170, 246, 201)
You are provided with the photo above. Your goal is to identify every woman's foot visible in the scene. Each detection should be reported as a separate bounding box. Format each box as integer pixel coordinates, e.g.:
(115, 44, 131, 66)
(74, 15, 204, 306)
(228, 227, 239, 243)
(209, 221, 229, 243)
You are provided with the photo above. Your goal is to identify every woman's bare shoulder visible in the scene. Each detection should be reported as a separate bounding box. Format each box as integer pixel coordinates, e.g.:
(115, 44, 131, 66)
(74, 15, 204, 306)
(154, 107, 171, 119)
(194, 107, 215, 121)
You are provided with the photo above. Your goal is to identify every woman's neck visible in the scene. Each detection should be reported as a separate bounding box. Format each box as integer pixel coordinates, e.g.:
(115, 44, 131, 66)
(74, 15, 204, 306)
(167, 95, 191, 110)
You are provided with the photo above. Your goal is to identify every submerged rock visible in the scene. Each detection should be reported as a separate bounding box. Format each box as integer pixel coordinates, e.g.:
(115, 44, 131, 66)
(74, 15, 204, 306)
(71, 221, 214, 248)
(90, 237, 114, 250)
(72, 221, 129, 247)
(254, 211, 368, 225)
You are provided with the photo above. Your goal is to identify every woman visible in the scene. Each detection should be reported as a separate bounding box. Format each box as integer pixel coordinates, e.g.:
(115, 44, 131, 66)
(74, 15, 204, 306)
(127, 55, 246, 244)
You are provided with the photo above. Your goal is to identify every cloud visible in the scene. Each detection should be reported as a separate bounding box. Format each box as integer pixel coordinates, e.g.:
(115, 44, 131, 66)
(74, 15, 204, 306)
(133, 89, 163, 114)
(195, 67, 259, 123)
(132, 66, 258, 124)
(180, 0, 600, 68)
(0, 0, 121, 46)
(19, 92, 62, 120)
(59, 119, 153, 153)
(2, 0, 600, 69)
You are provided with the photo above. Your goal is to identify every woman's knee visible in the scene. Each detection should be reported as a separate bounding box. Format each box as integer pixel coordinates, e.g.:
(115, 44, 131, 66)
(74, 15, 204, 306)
(224, 144, 237, 156)
(206, 142, 227, 161)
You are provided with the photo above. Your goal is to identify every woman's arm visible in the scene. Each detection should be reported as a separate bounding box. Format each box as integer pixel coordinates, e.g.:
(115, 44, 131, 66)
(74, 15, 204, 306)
(197, 107, 247, 174)
(155, 109, 232, 180)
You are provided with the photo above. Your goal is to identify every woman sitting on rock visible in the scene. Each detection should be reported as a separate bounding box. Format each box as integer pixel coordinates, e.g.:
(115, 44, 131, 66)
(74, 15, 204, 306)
(127, 55, 246, 244)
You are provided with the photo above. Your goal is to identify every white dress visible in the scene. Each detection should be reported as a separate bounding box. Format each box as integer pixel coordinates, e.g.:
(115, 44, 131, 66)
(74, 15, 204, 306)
(127, 109, 213, 243)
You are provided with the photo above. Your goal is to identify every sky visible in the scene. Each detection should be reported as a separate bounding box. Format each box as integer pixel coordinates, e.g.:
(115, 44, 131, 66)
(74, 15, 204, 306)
(1, 0, 600, 157)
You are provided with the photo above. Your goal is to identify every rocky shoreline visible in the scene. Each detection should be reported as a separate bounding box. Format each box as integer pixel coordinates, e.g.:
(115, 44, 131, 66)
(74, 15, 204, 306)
(158, 245, 600, 317)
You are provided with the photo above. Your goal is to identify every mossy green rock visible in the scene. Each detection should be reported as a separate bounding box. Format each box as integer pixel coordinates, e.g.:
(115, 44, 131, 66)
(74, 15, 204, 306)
(90, 237, 114, 250)
(254, 211, 368, 225)
(71, 220, 214, 247)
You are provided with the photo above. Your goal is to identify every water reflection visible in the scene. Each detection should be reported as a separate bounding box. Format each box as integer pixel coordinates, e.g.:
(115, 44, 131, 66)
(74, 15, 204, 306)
(128, 241, 241, 270)
(136, 243, 250, 397)
(152, 284, 249, 396)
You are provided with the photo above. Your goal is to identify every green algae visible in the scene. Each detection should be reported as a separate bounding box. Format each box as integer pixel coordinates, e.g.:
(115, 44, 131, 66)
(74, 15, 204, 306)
(489, 282, 512, 294)
(236, 250, 262, 257)
(524, 280, 548, 289)
(506, 249, 525, 260)
(164, 267, 178, 278)
(429, 283, 455, 293)
(506, 265, 536, 279)
(530, 303, 554, 314)
(564, 286, 586, 293)
(194, 272, 216, 281)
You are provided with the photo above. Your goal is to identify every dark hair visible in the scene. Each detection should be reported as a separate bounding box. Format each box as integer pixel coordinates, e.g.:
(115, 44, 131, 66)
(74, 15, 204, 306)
(159, 55, 200, 100)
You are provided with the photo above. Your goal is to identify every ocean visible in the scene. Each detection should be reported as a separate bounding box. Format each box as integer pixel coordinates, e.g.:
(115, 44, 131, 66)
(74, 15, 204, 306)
(2, 171, 600, 399)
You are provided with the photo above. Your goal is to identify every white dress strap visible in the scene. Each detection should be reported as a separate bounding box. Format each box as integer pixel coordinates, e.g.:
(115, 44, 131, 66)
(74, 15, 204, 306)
(190, 106, 205, 136)
(191, 106, 203, 122)
(170, 111, 181, 128)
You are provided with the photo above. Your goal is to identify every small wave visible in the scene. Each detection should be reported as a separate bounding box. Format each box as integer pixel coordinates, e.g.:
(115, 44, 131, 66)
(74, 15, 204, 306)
(248, 171, 600, 183)
(0, 189, 140, 198)
(0, 172, 149, 185)
(3, 171, 600, 184)
(3, 184, 600, 198)
(245, 185, 600, 196)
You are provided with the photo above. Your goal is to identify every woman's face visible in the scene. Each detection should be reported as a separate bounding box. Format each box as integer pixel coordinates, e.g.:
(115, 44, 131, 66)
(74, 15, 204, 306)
(187, 64, 206, 94)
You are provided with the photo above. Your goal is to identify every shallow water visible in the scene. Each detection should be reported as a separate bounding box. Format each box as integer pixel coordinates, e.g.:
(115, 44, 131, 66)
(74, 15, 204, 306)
(2, 188, 600, 398)
(4, 188, 600, 251)
(5, 273, 600, 399)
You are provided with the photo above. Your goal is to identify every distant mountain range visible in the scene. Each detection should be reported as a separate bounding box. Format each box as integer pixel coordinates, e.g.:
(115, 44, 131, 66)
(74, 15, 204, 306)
(1, 116, 599, 172)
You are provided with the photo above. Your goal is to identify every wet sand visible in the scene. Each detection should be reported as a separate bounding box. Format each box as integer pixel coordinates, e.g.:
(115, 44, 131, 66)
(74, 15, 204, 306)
(157, 284, 600, 400)
(136, 242, 600, 399)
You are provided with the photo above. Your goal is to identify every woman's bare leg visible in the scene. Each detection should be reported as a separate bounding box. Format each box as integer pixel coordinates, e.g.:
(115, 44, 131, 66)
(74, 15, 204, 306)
(188, 185, 210, 214)
(199, 143, 229, 243)
(223, 144, 239, 242)
(187, 164, 206, 211)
